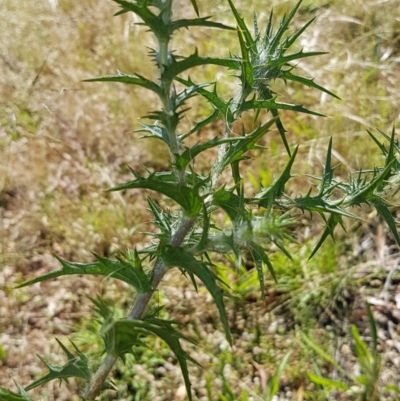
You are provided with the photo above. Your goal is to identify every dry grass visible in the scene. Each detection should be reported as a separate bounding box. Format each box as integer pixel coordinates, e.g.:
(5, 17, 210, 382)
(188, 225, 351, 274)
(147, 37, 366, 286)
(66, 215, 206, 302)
(1, 0, 400, 400)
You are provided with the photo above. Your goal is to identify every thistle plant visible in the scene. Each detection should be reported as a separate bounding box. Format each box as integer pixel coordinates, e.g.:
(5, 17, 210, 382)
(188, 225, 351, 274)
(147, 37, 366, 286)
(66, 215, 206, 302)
(2, 0, 399, 400)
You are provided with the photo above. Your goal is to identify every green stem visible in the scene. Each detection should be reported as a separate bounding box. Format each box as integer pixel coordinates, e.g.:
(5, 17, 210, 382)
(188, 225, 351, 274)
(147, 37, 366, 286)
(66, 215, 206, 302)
(83, 216, 196, 400)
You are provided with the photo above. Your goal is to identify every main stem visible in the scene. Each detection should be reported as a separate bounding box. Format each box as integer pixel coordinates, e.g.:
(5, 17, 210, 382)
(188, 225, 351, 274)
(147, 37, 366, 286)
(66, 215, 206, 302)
(82, 2, 196, 397)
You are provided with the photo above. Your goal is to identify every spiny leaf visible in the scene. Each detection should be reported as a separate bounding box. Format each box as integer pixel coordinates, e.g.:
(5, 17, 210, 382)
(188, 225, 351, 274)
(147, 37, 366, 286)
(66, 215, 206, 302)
(255, 86, 291, 156)
(24, 340, 91, 391)
(176, 77, 235, 123)
(108, 170, 205, 217)
(239, 97, 325, 117)
(226, 0, 253, 46)
(212, 187, 242, 222)
(248, 241, 277, 293)
(217, 118, 276, 171)
(347, 160, 395, 206)
(188, 0, 199, 16)
(285, 16, 316, 48)
(174, 81, 211, 109)
(268, 0, 303, 51)
(176, 136, 243, 171)
(236, 28, 254, 98)
(113, 0, 168, 38)
(162, 246, 232, 344)
(320, 137, 335, 191)
(294, 193, 360, 219)
(169, 17, 234, 34)
(0, 385, 34, 401)
(181, 109, 220, 140)
(369, 197, 400, 245)
(137, 123, 170, 146)
(253, 146, 298, 208)
(104, 318, 199, 401)
(17, 253, 152, 293)
(281, 71, 340, 99)
(84, 71, 162, 97)
(163, 51, 236, 83)
(308, 214, 344, 260)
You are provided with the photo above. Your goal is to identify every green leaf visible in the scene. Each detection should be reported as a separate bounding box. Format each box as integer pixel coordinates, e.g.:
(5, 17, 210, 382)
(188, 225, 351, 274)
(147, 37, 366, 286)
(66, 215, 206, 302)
(300, 333, 344, 372)
(169, 17, 234, 34)
(248, 241, 277, 293)
(104, 318, 199, 401)
(281, 70, 339, 100)
(217, 118, 276, 171)
(267, 50, 328, 68)
(24, 340, 91, 391)
(255, 86, 292, 156)
(236, 28, 254, 100)
(253, 146, 298, 208)
(176, 77, 235, 123)
(162, 246, 232, 344)
(113, 0, 169, 39)
(188, 0, 199, 16)
(212, 187, 242, 222)
(267, 0, 303, 52)
(366, 303, 378, 351)
(176, 136, 243, 171)
(17, 252, 152, 292)
(308, 214, 344, 260)
(226, 0, 253, 46)
(351, 325, 373, 372)
(307, 372, 349, 390)
(0, 385, 34, 401)
(163, 51, 236, 84)
(181, 109, 220, 140)
(266, 351, 292, 397)
(174, 81, 211, 109)
(108, 170, 204, 217)
(240, 97, 325, 117)
(84, 71, 162, 97)
(369, 197, 400, 246)
(137, 123, 170, 146)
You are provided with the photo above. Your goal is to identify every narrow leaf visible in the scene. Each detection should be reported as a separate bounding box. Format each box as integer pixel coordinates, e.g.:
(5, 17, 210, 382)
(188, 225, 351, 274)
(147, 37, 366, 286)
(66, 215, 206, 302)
(103, 318, 199, 401)
(218, 118, 276, 171)
(226, 0, 253, 45)
(366, 303, 378, 351)
(169, 17, 234, 34)
(108, 171, 204, 217)
(162, 246, 232, 344)
(370, 197, 400, 246)
(113, 0, 168, 38)
(307, 373, 349, 390)
(212, 187, 242, 222)
(254, 146, 298, 208)
(309, 214, 343, 260)
(281, 71, 340, 99)
(163, 51, 236, 83)
(24, 340, 91, 391)
(84, 71, 162, 97)
(0, 387, 34, 401)
(240, 97, 325, 116)
(17, 253, 152, 293)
